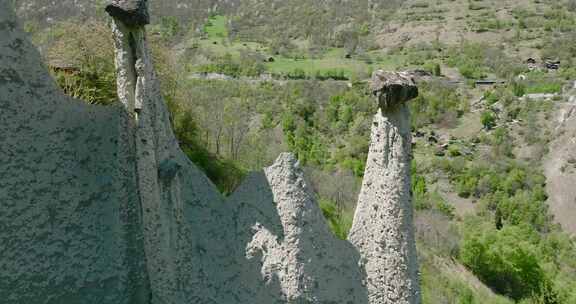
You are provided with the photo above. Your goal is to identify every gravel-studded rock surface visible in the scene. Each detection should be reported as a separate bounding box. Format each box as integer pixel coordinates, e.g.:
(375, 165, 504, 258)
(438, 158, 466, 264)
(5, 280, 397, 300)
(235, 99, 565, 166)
(348, 71, 421, 304)
(0, 2, 420, 303)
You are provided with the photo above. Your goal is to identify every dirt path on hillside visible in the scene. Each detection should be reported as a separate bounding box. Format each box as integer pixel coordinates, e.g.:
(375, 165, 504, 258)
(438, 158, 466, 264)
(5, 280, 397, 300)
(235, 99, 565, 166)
(543, 95, 576, 235)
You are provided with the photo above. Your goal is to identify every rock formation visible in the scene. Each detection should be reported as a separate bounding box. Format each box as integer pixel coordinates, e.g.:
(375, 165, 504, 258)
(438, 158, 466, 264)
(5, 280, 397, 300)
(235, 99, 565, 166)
(0, 2, 148, 302)
(0, 1, 420, 303)
(348, 71, 421, 304)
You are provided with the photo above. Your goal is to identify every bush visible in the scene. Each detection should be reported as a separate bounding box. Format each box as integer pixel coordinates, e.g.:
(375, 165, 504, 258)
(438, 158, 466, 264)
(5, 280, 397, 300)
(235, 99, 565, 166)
(410, 81, 467, 129)
(512, 81, 526, 97)
(170, 103, 247, 194)
(481, 111, 497, 130)
(413, 172, 432, 210)
(412, 162, 456, 218)
(286, 68, 308, 80)
(314, 69, 348, 81)
(448, 145, 461, 157)
(423, 61, 442, 76)
(199, 52, 266, 78)
(158, 16, 181, 41)
(460, 225, 554, 302)
(525, 82, 563, 94)
(445, 42, 521, 79)
(45, 21, 117, 105)
(319, 199, 353, 239)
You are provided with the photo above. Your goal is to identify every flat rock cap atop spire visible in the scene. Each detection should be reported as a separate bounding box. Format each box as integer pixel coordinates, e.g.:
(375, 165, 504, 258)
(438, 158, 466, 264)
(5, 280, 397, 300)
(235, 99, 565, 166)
(105, 0, 150, 26)
(371, 70, 418, 109)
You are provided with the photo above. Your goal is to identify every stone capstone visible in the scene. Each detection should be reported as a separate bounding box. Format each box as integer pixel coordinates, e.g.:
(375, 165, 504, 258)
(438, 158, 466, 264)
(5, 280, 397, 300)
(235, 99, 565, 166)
(371, 70, 418, 110)
(105, 0, 150, 27)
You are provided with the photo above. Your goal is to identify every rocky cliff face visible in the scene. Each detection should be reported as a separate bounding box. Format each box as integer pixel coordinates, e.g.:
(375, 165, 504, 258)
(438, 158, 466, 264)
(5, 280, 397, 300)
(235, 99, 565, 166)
(0, 2, 148, 302)
(0, 1, 420, 303)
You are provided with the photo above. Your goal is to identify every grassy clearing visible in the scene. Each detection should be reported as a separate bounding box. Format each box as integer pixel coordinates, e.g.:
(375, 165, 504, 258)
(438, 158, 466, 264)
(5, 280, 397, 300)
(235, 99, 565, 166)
(197, 15, 266, 57)
(196, 39, 266, 57)
(204, 15, 227, 39)
(266, 48, 403, 78)
(266, 57, 362, 78)
(193, 16, 404, 79)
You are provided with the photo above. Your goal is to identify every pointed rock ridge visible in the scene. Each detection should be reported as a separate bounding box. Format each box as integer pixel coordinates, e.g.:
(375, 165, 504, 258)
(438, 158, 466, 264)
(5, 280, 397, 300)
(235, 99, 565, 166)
(230, 153, 368, 303)
(348, 70, 421, 304)
(106, 2, 202, 302)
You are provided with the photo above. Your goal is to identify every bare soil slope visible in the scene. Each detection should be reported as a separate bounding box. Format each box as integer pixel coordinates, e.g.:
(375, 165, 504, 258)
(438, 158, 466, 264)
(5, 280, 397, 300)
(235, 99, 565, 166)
(544, 94, 576, 235)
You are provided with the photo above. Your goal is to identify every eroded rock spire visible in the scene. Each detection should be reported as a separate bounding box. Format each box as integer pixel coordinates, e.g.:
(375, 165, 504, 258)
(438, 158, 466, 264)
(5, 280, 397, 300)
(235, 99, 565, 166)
(106, 1, 181, 302)
(348, 71, 421, 304)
